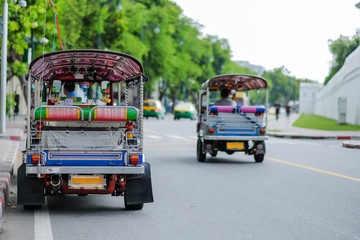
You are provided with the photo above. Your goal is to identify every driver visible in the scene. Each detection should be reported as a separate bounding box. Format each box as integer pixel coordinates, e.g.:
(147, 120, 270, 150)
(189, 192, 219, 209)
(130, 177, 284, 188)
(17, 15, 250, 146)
(214, 88, 236, 107)
(63, 82, 81, 98)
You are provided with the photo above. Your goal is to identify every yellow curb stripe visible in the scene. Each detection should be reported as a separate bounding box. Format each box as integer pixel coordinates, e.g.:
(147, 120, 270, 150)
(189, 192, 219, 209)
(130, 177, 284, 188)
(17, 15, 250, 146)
(266, 156, 360, 182)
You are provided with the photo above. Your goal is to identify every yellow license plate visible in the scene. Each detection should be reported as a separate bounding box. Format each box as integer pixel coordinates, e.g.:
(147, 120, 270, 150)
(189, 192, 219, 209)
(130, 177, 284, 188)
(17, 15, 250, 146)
(69, 175, 105, 190)
(227, 142, 244, 150)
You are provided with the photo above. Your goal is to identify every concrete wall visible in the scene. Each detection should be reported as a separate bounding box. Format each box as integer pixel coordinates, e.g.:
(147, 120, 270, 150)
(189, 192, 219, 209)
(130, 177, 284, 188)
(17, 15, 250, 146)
(6, 76, 27, 116)
(299, 82, 322, 114)
(314, 46, 360, 125)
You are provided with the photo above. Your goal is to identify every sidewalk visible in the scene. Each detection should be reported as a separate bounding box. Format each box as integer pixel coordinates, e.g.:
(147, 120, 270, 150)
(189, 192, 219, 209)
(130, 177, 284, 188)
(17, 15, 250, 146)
(0, 116, 26, 226)
(267, 113, 360, 148)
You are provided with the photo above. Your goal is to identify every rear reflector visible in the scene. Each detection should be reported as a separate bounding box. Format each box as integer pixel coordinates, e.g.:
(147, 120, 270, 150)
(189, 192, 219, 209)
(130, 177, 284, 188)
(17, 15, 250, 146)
(129, 155, 139, 165)
(31, 155, 40, 164)
(260, 129, 266, 135)
(208, 128, 215, 134)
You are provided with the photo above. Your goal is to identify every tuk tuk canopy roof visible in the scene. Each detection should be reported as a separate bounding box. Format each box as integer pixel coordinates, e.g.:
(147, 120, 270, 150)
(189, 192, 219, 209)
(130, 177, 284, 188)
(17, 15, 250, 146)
(28, 50, 145, 82)
(201, 74, 268, 91)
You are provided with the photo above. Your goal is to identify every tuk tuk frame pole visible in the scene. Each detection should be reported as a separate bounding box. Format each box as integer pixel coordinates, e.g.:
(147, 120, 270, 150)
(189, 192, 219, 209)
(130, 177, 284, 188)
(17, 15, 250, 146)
(26, 75, 31, 149)
(139, 75, 144, 150)
(0, 0, 8, 133)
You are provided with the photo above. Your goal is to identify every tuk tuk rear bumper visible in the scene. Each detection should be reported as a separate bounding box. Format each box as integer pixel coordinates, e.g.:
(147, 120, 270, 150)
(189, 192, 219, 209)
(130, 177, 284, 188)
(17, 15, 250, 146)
(26, 165, 145, 175)
(202, 135, 268, 141)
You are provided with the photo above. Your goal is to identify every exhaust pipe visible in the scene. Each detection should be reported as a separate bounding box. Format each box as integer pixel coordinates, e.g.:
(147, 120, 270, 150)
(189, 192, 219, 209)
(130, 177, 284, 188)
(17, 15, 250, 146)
(50, 174, 62, 193)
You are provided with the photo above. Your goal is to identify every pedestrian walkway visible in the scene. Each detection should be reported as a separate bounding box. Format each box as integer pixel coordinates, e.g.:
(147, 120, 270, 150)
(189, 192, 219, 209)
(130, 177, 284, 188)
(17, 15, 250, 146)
(0, 116, 26, 226)
(267, 113, 360, 147)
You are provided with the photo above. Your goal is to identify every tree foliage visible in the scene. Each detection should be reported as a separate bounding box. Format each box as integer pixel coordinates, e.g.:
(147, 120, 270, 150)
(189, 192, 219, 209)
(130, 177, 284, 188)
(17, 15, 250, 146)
(324, 35, 360, 85)
(1, 0, 306, 108)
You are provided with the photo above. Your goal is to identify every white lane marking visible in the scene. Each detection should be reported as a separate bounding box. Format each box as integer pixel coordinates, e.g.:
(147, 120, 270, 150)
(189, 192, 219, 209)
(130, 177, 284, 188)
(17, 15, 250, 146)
(35, 198, 53, 240)
(146, 134, 164, 139)
(166, 135, 186, 140)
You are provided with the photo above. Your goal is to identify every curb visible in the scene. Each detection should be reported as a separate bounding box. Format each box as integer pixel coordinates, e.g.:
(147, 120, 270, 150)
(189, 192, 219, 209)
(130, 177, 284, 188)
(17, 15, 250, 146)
(342, 141, 360, 149)
(0, 172, 10, 226)
(0, 135, 22, 141)
(268, 133, 360, 140)
(0, 140, 20, 226)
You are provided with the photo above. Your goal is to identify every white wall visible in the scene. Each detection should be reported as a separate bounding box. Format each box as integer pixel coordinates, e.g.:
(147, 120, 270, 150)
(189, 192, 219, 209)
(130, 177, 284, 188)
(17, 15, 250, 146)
(314, 46, 360, 125)
(6, 76, 27, 115)
(299, 82, 322, 114)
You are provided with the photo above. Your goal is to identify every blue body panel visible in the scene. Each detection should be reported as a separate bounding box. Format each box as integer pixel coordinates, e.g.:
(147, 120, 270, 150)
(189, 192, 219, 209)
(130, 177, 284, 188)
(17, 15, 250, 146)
(26, 151, 144, 166)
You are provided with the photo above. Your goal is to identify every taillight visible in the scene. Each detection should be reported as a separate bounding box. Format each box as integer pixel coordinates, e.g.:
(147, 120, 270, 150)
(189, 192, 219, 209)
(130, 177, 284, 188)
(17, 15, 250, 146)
(36, 122, 44, 130)
(208, 128, 215, 134)
(129, 155, 139, 165)
(155, 108, 159, 113)
(260, 129, 266, 135)
(126, 122, 134, 131)
(31, 155, 40, 164)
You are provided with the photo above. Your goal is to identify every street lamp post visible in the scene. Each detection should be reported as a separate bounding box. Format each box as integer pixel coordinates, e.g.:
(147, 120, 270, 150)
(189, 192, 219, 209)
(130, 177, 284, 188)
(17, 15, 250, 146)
(0, 0, 9, 133)
(0, 0, 27, 133)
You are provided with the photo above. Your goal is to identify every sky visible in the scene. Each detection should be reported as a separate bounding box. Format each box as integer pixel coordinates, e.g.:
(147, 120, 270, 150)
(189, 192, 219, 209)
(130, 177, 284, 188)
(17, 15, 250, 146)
(172, 0, 360, 83)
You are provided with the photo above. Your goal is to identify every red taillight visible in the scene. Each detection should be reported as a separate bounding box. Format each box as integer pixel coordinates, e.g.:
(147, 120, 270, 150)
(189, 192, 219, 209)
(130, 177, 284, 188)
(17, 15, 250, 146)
(36, 122, 44, 130)
(129, 155, 139, 165)
(31, 155, 40, 164)
(260, 129, 266, 135)
(208, 128, 215, 134)
(126, 122, 134, 131)
(155, 108, 159, 113)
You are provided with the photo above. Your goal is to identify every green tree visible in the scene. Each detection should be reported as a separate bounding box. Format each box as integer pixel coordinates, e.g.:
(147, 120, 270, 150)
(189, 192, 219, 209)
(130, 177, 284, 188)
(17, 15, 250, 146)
(325, 34, 360, 85)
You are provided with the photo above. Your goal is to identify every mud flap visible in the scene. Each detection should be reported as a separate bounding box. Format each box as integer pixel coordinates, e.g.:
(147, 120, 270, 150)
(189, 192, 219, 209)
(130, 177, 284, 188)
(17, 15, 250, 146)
(17, 163, 45, 205)
(124, 162, 154, 205)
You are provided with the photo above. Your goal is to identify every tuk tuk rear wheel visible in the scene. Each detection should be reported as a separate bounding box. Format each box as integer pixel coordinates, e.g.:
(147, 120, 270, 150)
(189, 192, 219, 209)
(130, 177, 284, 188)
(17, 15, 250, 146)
(254, 141, 265, 163)
(197, 139, 206, 162)
(124, 200, 144, 210)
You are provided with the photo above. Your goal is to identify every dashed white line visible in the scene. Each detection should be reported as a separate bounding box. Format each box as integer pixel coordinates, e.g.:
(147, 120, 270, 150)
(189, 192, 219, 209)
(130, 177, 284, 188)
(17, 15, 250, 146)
(34, 198, 53, 240)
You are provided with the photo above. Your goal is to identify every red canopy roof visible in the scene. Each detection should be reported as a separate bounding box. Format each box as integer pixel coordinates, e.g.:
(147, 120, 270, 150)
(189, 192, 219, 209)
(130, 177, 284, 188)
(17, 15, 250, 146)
(202, 74, 268, 91)
(28, 50, 145, 82)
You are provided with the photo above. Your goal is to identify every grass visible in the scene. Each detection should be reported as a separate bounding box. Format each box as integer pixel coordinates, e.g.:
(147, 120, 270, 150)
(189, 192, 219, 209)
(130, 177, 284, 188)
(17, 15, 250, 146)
(292, 114, 360, 131)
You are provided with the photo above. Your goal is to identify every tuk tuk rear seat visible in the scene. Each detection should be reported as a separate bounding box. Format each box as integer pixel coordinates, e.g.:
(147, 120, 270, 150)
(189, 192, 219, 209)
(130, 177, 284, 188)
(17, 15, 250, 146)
(209, 106, 265, 114)
(33, 106, 138, 122)
(208, 106, 265, 129)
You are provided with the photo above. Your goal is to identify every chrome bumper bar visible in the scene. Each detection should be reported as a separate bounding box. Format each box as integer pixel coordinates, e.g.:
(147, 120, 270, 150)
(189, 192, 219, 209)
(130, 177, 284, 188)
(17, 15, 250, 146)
(203, 135, 268, 141)
(26, 165, 144, 175)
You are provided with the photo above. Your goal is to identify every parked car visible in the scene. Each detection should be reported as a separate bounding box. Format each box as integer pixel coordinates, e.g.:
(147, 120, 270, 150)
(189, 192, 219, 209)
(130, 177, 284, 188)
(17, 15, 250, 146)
(174, 102, 197, 120)
(144, 99, 165, 119)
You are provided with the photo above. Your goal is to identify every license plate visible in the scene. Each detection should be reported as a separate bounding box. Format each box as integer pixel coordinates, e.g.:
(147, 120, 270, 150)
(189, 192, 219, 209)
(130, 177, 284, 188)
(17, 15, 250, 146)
(69, 175, 106, 190)
(227, 142, 244, 150)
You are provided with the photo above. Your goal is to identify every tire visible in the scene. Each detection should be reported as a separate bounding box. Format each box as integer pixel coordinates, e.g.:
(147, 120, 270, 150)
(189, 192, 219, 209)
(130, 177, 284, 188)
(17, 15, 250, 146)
(124, 198, 144, 210)
(24, 205, 42, 210)
(197, 139, 206, 162)
(254, 141, 265, 163)
(210, 150, 217, 157)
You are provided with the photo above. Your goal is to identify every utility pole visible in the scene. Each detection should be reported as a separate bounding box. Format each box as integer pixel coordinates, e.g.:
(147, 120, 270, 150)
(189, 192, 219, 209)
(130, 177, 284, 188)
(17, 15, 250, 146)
(0, 0, 8, 133)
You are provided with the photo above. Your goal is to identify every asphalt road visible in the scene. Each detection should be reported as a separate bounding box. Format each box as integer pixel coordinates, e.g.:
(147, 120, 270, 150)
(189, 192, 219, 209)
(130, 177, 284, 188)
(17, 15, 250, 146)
(1, 115, 360, 240)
